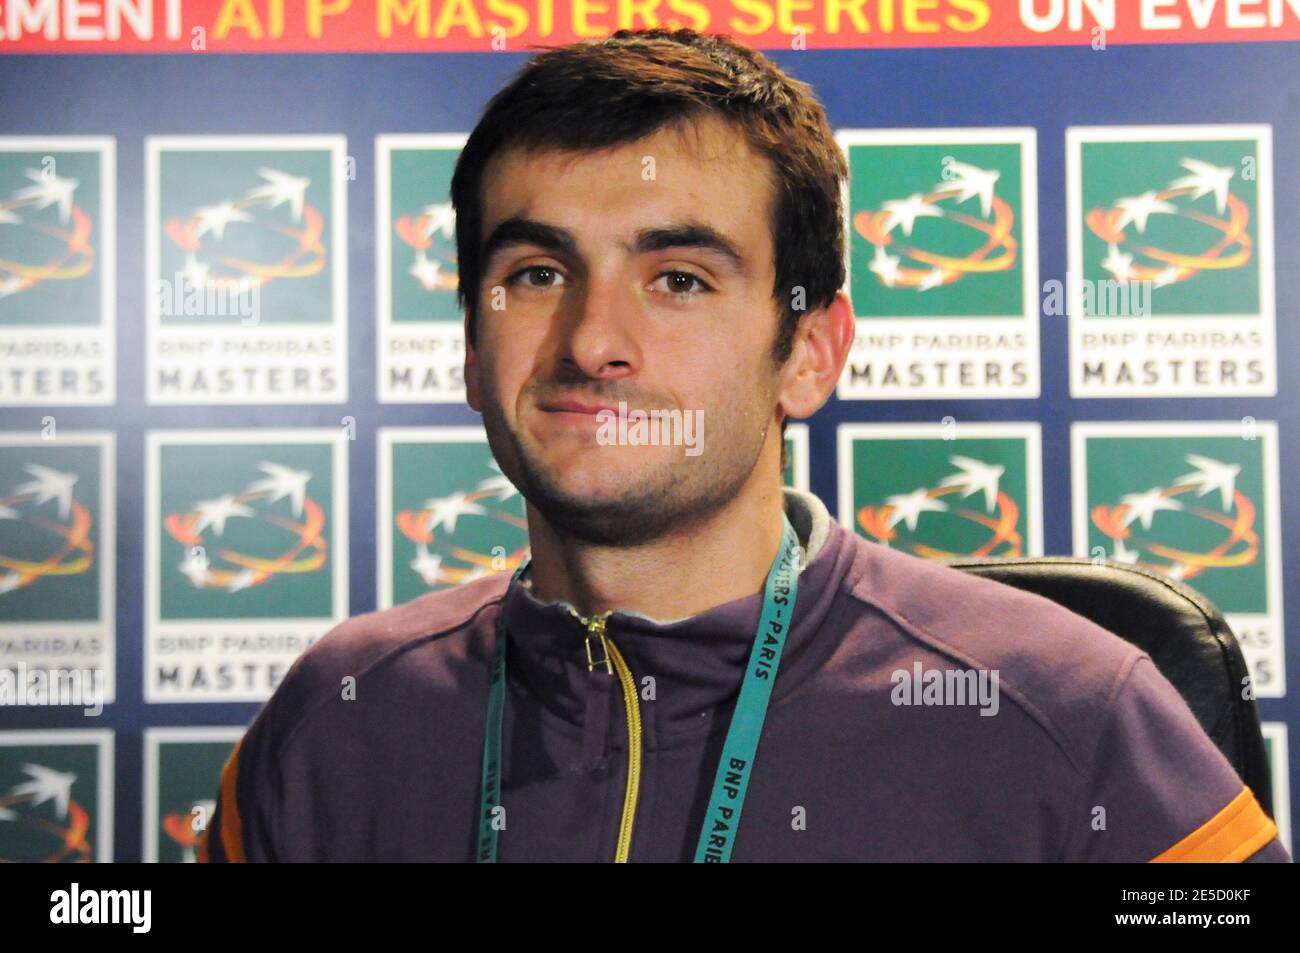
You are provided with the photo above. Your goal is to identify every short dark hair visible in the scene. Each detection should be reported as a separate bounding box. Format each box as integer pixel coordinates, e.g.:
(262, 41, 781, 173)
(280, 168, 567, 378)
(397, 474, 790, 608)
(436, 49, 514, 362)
(451, 28, 847, 475)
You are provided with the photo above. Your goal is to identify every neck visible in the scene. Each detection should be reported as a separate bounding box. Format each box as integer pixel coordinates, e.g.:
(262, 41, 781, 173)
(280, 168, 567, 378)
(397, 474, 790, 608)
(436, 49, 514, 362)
(524, 480, 790, 621)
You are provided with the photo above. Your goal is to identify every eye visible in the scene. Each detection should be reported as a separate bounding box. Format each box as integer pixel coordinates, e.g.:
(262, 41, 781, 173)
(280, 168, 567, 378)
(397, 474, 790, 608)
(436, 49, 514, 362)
(651, 270, 713, 298)
(506, 265, 566, 290)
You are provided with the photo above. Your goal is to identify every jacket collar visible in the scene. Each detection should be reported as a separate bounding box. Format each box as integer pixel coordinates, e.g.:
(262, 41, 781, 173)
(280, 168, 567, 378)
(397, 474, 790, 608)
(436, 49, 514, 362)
(499, 489, 855, 750)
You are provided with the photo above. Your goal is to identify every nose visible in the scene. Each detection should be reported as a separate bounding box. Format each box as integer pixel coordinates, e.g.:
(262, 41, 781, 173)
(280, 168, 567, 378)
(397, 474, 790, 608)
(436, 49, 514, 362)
(556, 268, 641, 381)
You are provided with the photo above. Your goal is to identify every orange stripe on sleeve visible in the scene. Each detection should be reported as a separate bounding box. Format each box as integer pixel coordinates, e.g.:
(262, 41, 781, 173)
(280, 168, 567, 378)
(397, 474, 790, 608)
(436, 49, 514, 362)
(1149, 787, 1278, 863)
(217, 739, 248, 863)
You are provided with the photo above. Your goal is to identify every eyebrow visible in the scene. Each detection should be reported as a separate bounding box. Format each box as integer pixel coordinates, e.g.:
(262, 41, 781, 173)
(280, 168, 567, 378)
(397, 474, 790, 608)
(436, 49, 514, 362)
(480, 216, 748, 274)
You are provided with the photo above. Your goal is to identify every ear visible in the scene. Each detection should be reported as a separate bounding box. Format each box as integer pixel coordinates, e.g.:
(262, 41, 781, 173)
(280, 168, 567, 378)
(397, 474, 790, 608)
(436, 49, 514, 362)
(775, 289, 853, 421)
(464, 310, 482, 413)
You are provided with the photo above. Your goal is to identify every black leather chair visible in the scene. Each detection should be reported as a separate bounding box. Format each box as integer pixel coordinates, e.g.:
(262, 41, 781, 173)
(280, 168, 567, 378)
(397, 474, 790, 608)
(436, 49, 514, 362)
(940, 555, 1274, 819)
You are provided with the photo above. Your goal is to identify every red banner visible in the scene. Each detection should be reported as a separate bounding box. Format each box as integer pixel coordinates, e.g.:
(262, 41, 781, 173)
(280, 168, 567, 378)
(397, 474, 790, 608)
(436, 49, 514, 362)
(0, 0, 1297, 53)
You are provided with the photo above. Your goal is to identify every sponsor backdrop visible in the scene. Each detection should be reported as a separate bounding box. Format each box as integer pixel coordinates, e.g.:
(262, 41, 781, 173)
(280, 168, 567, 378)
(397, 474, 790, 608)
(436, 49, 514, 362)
(0, 6, 1296, 861)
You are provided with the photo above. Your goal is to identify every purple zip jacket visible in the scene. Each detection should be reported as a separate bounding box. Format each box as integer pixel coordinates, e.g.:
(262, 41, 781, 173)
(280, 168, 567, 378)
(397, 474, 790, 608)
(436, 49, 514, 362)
(199, 488, 1291, 862)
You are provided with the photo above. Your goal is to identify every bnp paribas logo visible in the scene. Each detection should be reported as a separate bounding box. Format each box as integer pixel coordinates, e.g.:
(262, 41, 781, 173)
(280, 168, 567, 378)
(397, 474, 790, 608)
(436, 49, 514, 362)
(838, 423, 1042, 559)
(835, 129, 1038, 400)
(146, 429, 348, 702)
(377, 134, 468, 404)
(1075, 137, 1261, 316)
(144, 728, 239, 863)
(154, 145, 335, 325)
(1073, 421, 1283, 697)
(0, 148, 101, 317)
(378, 428, 528, 609)
(0, 730, 112, 862)
(0, 436, 105, 613)
(1066, 125, 1275, 397)
(0, 432, 115, 701)
(151, 436, 341, 605)
(381, 135, 463, 321)
(146, 136, 348, 404)
(849, 154, 1020, 308)
(395, 193, 457, 296)
(0, 138, 115, 405)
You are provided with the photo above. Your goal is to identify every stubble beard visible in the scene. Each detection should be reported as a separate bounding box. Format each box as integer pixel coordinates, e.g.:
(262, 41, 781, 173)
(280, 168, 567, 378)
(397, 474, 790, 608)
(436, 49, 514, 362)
(480, 385, 772, 548)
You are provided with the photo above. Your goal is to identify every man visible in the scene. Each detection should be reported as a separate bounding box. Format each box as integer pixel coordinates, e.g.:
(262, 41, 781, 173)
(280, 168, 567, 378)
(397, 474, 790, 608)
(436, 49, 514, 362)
(200, 29, 1289, 863)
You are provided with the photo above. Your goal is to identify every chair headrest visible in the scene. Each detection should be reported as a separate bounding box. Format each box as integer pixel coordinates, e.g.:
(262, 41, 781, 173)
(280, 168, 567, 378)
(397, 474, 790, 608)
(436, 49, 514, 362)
(940, 556, 1270, 816)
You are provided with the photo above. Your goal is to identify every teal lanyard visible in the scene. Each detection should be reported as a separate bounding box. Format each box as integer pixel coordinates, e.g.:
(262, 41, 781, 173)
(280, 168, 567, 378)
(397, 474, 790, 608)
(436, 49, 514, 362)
(477, 514, 801, 863)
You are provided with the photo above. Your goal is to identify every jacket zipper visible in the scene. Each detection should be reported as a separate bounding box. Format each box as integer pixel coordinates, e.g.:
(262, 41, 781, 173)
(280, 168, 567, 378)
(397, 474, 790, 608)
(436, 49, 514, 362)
(568, 606, 642, 863)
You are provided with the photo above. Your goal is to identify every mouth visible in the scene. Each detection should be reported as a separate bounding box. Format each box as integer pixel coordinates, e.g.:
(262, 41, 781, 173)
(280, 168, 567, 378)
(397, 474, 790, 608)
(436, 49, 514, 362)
(538, 396, 619, 417)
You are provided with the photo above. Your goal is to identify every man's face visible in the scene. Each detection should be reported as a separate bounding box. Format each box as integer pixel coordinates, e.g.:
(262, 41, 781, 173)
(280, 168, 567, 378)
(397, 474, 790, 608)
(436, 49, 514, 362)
(465, 114, 787, 546)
